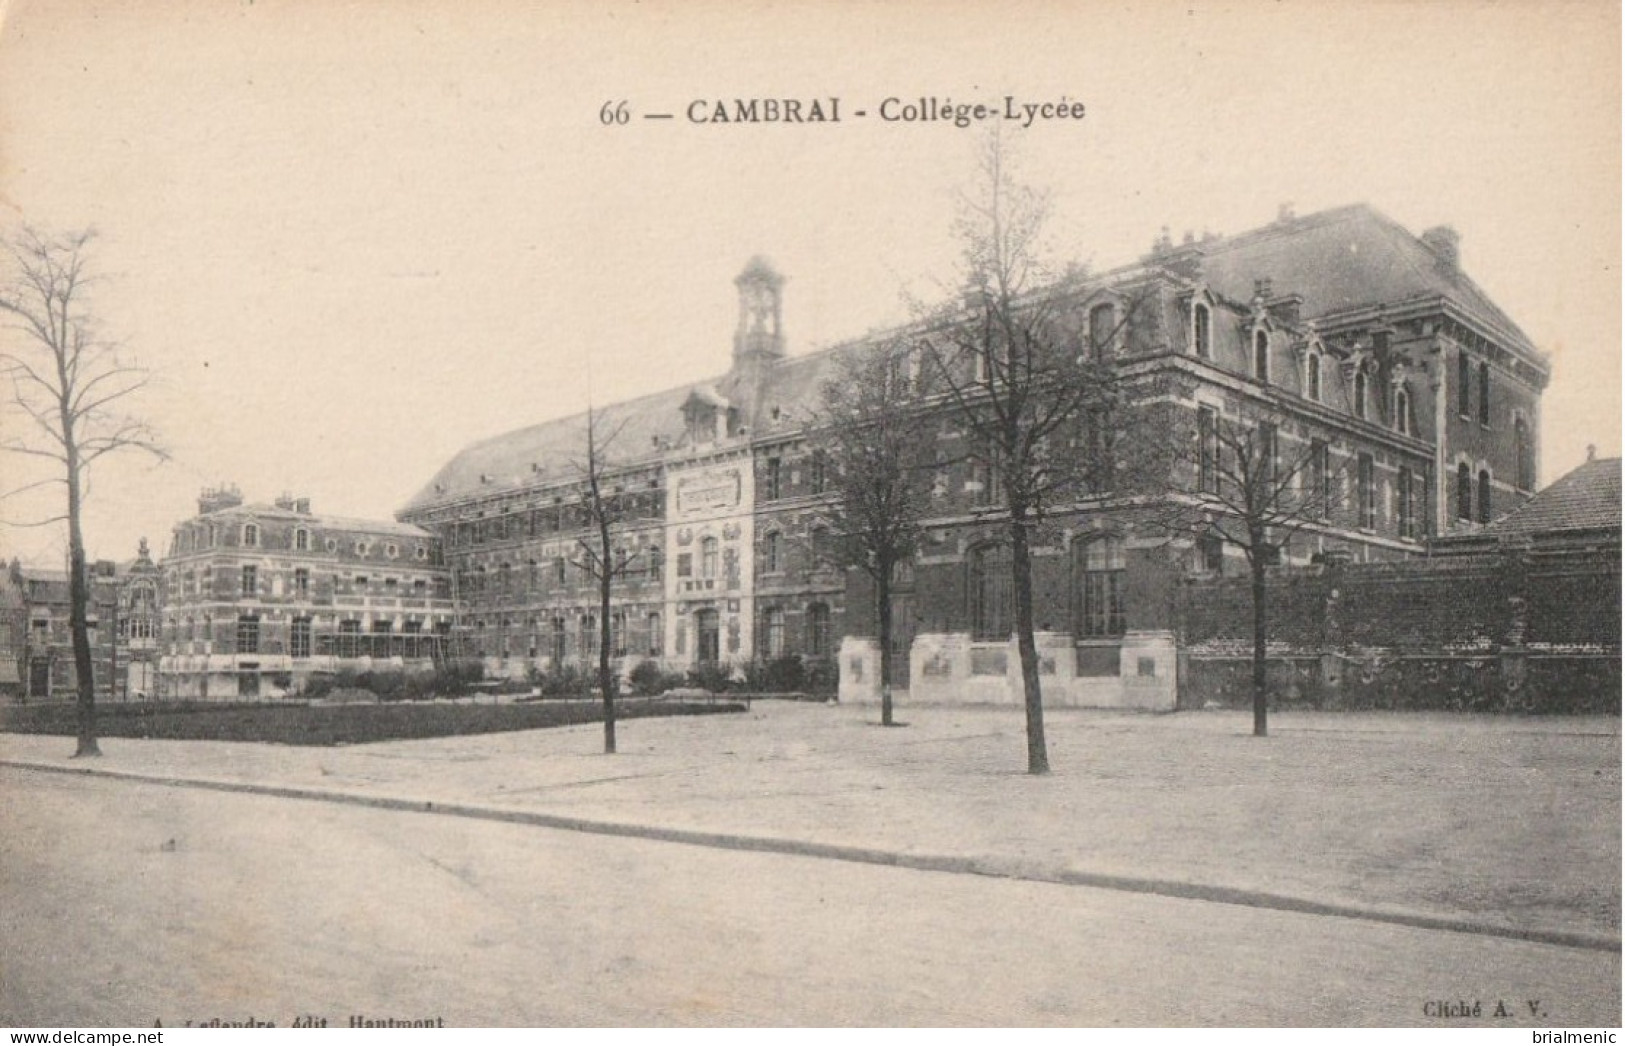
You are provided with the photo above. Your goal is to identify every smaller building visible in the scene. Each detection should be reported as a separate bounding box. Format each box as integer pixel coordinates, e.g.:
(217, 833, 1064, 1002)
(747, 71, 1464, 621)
(158, 487, 456, 699)
(1, 543, 157, 702)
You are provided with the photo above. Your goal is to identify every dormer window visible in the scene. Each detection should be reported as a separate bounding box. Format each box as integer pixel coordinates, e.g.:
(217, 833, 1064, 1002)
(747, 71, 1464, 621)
(1306, 353, 1322, 402)
(1394, 386, 1411, 435)
(1253, 330, 1269, 383)
(242, 523, 259, 548)
(1192, 303, 1211, 359)
(1353, 371, 1369, 420)
(293, 527, 310, 552)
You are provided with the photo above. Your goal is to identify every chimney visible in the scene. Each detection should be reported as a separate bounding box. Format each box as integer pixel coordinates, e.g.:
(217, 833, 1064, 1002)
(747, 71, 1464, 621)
(294, 497, 311, 514)
(1587, 444, 1597, 462)
(197, 484, 243, 517)
(1277, 202, 1296, 223)
(1421, 225, 1461, 273)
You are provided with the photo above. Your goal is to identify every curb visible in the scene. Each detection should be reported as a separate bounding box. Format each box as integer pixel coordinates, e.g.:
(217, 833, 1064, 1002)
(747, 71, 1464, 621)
(5, 757, 1619, 955)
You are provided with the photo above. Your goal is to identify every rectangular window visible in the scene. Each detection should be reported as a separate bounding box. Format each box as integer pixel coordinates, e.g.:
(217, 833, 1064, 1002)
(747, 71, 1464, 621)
(290, 617, 312, 659)
(236, 615, 260, 654)
(765, 458, 782, 500)
(809, 451, 827, 495)
(676, 553, 692, 578)
(1478, 361, 1491, 427)
(1357, 454, 1375, 529)
(1397, 466, 1415, 540)
(1311, 439, 1330, 518)
(807, 604, 831, 657)
(1457, 351, 1472, 417)
(1197, 407, 1218, 493)
(1080, 540, 1126, 638)
(1258, 423, 1278, 491)
(293, 568, 309, 597)
(647, 613, 662, 657)
(241, 565, 258, 597)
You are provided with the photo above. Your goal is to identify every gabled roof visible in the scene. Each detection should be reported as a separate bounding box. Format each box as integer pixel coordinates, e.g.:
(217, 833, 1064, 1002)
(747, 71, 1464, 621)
(1481, 456, 1621, 538)
(1194, 204, 1538, 358)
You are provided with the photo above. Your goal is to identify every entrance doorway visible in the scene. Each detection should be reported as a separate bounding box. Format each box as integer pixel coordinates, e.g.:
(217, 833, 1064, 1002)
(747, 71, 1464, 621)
(695, 609, 720, 664)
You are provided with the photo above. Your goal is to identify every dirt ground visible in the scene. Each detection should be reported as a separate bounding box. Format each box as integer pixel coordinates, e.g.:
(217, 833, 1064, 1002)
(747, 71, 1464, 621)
(2, 702, 1617, 939)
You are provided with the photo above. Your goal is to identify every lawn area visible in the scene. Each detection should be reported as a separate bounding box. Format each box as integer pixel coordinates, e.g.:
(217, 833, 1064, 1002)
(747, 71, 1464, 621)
(0, 697, 744, 746)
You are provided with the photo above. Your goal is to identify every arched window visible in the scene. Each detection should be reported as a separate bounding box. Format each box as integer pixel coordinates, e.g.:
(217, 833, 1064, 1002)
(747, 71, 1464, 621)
(762, 606, 785, 657)
(1477, 469, 1492, 524)
(242, 523, 259, 548)
(1515, 417, 1533, 491)
(969, 544, 1013, 640)
(1478, 361, 1491, 426)
(1456, 462, 1473, 520)
(807, 603, 831, 657)
(1089, 303, 1116, 360)
(1192, 303, 1211, 359)
(1353, 371, 1368, 420)
(293, 527, 309, 552)
(1253, 329, 1269, 383)
(1074, 537, 1126, 638)
(1306, 354, 1322, 402)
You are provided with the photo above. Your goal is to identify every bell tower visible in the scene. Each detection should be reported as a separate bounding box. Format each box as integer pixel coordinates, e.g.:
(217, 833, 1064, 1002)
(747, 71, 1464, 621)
(733, 255, 785, 364)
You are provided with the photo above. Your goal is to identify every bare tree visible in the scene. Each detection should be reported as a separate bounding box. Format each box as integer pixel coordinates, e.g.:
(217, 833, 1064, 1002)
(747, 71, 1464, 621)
(810, 340, 936, 727)
(917, 135, 1141, 774)
(1157, 402, 1351, 737)
(569, 405, 643, 754)
(0, 227, 164, 757)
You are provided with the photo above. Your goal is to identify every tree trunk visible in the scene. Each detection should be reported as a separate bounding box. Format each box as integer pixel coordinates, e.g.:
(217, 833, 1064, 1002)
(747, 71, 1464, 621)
(1009, 510, 1049, 774)
(876, 564, 894, 726)
(599, 532, 616, 755)
(1250, 556, 1268, 738)
(66, 453, 99, 758)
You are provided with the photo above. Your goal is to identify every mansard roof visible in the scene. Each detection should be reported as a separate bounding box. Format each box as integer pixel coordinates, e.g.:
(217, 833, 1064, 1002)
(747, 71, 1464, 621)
(189, 502, 434, 540)
(400, 381, 707, 513)
(1192, 204, 1538, 358)
(404, 203, 1545, 517)
(1481, 456, 1621, 538)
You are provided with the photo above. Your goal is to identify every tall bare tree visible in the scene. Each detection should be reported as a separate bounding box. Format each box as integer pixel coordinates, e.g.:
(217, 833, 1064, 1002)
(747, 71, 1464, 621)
(1158, 402, 1352, 737)
(0, 227, 164, 757)
(570, 405, 643, 754)
(811, 341, 936, 727)
(918, 135, 1140, 774)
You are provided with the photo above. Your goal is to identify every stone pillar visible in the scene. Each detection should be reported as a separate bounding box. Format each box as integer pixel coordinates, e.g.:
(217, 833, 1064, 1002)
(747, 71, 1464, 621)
(838, 635, 880, 703)
(1117, 630, 1178, 710)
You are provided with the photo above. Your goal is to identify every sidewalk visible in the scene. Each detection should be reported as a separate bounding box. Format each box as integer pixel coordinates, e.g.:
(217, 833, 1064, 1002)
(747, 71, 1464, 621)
(3, 701, 1618, 948)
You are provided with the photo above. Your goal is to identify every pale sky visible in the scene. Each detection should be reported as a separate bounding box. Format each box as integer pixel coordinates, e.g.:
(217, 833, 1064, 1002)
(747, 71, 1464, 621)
(0, 0, 1618, 567)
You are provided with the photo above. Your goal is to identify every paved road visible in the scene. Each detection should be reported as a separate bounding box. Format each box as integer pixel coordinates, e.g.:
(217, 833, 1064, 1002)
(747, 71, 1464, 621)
(1, 769, 1617, 1027)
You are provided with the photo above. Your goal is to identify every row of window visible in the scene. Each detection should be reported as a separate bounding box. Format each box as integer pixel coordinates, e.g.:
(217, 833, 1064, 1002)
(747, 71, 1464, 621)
(763, 452, 828, 501)
(173, 524, 428, 560)
(450, 494, 661, 547)
(471, 611, 664, 661)
(969, 538, 1125, 641)
(759, 603, 834, 658)
(172, 567, 443, 600)
(460, 548, 663, 599)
